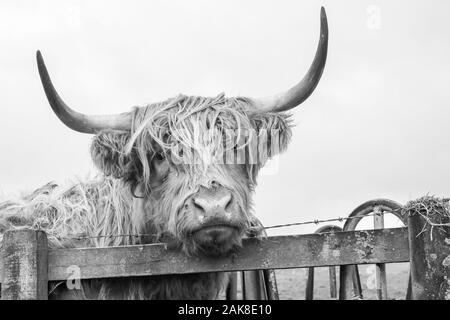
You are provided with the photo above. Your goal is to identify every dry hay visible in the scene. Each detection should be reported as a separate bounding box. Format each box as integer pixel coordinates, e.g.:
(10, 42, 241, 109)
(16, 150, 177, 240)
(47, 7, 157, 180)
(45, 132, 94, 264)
(402, 195, 450, 239)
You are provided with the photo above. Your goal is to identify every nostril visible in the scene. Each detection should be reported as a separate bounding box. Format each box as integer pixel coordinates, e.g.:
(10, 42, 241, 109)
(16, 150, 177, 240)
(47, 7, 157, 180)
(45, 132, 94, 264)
(192, 190, 234, 216)
(224, 193, 233, 211)
(192, 197, 206, 213)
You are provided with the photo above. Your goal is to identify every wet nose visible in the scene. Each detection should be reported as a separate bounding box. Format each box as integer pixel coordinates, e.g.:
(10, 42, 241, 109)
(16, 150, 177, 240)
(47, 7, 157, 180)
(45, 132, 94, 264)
(192, 187, 233, 217)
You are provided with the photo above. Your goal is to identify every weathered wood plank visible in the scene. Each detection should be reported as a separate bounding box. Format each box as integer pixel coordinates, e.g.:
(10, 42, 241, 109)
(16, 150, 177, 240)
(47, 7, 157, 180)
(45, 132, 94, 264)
(1, 230, 48, 300)
(47, 227, 409, 281)
(0, 228, 410, 283)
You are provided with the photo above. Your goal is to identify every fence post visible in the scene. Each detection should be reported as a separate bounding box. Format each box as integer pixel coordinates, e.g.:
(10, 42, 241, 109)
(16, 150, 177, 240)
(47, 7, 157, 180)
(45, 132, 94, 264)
(242, 270, 266, 300)
(373, 206, 388, 299)
(407, 210, 450, 300)
(1, 229, 48, 300)
(225, 272, 238, 300)
(305, 267, 315, 300)
(328, 266, 337, 298)
(263, 269, 279, 300)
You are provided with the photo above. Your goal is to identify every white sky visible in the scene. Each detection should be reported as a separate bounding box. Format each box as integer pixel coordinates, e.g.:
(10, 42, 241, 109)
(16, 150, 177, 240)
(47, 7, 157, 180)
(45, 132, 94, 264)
(0, 0, 449, 235)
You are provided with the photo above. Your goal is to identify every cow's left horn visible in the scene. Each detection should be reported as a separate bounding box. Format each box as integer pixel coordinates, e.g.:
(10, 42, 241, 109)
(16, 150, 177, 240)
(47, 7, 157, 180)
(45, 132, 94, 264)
(36, 51, 132, 134)
(251, 7, 328, 113)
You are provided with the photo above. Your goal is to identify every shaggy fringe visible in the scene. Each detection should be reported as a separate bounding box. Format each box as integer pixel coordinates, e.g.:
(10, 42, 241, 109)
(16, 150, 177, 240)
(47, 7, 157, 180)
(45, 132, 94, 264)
(91, 93, 293, 194)
(127, 94, 254, 194)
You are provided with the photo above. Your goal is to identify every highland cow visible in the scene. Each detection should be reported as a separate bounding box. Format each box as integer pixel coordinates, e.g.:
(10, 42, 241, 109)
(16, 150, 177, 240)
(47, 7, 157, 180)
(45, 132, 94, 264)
(0, 8, 328, 299)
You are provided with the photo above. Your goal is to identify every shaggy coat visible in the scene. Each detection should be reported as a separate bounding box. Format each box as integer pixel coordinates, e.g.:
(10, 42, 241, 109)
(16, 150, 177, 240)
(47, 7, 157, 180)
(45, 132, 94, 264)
(0, 94, 292, 299)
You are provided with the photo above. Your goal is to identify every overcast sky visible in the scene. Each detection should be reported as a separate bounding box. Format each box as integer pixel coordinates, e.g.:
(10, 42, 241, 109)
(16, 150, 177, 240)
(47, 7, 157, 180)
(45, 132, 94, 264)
(0, 0, 449, 235)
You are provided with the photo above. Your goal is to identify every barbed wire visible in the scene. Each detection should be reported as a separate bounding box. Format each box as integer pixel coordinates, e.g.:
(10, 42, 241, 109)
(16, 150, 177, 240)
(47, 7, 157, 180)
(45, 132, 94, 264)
(52, 210, 397, 240)
(260, 212, 385, 230)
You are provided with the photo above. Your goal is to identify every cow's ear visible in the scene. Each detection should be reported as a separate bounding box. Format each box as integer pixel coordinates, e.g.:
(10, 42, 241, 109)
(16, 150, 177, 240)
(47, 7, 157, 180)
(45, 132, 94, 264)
(90, 131, 134, 179)
(250, 113, 293, 157)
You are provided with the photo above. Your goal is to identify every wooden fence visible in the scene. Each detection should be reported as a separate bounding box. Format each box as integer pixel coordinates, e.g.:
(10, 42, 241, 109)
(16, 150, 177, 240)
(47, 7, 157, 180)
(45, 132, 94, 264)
(0, 203, 449, 300)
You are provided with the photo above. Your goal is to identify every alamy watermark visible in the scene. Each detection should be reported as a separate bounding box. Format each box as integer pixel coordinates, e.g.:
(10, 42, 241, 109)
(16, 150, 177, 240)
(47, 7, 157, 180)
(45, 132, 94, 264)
(366, 5, 381, 30)
(160, 128, 283, 175)
(66, 265, 81, 290)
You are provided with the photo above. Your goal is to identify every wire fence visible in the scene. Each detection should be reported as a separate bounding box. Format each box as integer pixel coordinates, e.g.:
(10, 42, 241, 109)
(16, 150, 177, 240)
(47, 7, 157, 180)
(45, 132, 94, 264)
(53, 209, 399, 241)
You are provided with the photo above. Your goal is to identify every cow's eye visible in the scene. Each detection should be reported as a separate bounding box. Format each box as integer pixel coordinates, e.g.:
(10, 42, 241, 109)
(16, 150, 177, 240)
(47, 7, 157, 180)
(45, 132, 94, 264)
(154, 152, 165, 161)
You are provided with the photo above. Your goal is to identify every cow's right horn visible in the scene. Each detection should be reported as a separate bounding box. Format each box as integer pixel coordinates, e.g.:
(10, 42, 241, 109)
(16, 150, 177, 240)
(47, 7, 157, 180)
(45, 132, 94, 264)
(36, 51, 132, 134)
(250, 7, 328, 114)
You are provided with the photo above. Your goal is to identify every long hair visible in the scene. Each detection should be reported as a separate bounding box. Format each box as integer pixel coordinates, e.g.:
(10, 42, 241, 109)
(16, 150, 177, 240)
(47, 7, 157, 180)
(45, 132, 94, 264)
(0, 93, 293, 299)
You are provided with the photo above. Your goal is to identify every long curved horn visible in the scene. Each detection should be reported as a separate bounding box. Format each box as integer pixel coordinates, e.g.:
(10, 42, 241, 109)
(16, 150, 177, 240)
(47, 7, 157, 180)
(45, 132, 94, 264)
(36, 51, 132, 134)
(251, 7, 328, 113)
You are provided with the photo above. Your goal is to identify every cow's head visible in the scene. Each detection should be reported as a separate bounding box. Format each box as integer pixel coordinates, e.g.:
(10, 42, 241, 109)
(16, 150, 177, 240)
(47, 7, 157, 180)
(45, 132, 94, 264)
(36, 9, 327, 257)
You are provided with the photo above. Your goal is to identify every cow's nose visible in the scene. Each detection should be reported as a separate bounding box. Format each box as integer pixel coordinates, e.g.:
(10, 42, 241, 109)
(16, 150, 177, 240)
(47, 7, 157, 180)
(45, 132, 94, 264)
(192, 188, 233, 217)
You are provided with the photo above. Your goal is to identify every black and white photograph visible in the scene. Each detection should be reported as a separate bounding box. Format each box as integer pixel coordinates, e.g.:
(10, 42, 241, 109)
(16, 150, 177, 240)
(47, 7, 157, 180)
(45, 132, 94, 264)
(0, 0, 449, 305)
